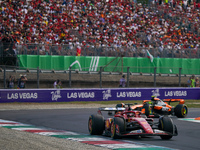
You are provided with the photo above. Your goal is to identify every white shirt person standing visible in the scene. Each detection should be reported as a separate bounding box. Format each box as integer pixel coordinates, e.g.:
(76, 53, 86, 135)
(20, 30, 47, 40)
(119, 75, 126, 88)
(54, 79, 62, 88)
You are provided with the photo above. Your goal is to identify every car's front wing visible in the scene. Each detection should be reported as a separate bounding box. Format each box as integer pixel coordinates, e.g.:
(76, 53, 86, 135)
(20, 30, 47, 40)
(119, 129, 177, 136)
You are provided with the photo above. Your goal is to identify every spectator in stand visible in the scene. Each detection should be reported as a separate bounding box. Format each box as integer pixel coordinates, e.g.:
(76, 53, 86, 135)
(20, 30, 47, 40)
(0, 0, 199, 57)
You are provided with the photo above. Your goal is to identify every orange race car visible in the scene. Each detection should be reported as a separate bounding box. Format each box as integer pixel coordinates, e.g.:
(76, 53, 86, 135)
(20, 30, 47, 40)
(129, 97, 188, 118)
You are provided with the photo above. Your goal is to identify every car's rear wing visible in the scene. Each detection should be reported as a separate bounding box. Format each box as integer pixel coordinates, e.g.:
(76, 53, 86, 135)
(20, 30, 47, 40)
(98, 107, 126, 115)
(163, 99, 185, 104)
(98, 107, 126, 111)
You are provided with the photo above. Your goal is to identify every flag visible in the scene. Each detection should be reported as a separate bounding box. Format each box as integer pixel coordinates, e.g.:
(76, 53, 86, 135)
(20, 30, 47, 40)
(76, 45, 81, 56)
(147, 50, 154, 63)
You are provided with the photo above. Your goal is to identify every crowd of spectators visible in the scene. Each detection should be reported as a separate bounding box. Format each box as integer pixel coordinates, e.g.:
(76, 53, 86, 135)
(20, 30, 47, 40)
(0, 0, 200, 57)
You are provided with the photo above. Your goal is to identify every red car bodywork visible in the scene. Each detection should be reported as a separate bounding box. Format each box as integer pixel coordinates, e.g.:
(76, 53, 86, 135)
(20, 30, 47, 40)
(88, 104, 178, 139)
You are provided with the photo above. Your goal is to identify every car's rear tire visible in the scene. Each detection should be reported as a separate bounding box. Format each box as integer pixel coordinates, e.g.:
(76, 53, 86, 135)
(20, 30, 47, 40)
(111, 117, 125, 139)
(159, 116, 177, 140)
(174, 104, 188, 118)
(143, 103, 150, 117)
(88, 114, 104, 135)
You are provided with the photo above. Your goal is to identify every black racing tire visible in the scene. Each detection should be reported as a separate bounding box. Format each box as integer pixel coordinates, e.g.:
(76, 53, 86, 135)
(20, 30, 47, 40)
(111, 117, 125, 139)
(143, 103, 150, 117)
(159, 116, 176, 140)
(174, 104, 188, 118)
(88, 114, 105, 135)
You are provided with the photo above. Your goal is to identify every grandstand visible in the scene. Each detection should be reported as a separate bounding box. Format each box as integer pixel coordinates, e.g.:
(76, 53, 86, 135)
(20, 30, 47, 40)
(0, 0, 199, 64)
(0, 0, 199, 89)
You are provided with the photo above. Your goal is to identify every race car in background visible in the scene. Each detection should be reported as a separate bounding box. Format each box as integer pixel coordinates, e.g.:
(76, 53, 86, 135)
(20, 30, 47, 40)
(88, 103, 178, 140)
(130, 97, 188, 118)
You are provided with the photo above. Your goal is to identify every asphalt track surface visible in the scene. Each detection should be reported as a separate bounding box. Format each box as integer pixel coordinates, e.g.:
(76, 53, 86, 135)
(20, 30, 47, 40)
(0, 107, 200, 150)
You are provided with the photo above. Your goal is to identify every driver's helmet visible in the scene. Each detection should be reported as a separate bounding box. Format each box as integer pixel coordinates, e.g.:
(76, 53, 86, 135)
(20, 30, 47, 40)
(116, 103, 125, 108)
(151, 96, 160, 105)
(151, 96, 160, 101)
(127, 113, 134, 117)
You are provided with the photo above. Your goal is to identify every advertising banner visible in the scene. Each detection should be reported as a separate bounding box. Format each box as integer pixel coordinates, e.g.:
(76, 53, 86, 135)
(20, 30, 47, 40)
(18, 55, 200, 75)
(0, 88, 199, 103)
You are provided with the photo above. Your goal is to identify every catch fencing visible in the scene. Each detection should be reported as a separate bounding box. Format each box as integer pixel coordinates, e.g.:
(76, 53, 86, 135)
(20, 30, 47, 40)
(0, 43, 200, 67)
(0, 65, 199, 89)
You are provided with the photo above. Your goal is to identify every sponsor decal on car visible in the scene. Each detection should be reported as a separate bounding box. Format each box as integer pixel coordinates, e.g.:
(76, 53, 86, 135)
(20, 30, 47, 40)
(130, 129, 143, 133)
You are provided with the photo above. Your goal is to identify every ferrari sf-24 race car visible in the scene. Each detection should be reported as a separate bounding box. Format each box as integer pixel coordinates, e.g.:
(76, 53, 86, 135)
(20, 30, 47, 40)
(131, 97, 188, 118)
(88, 104, 178, 140)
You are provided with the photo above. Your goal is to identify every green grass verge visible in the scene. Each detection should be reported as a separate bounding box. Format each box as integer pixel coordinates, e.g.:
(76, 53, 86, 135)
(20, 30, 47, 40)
(183, 100, 200, 108)
(5, 100, 200, 108)
(67, 100, 200, 108)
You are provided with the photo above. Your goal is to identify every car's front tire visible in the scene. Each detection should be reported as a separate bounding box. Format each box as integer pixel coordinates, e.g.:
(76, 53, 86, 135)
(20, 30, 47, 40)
(111, 117, 125, 139)
(159, 116, 177, 140)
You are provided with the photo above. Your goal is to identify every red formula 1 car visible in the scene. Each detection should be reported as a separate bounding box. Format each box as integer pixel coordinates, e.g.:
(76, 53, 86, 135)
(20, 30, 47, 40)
(131, 97, 188, 118)
(88, 104, 178, 140)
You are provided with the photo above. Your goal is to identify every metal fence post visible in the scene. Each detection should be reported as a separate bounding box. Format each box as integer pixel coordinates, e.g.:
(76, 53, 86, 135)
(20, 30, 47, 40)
(127, 67, 130, 88)
(69, 66, 71, 88)
(154, 67, 156, 87)
(37, 66, 39, 88)
(179, 68, 182, 87)
(100, 67, 102, 88)
(3, 65, 6, 89)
